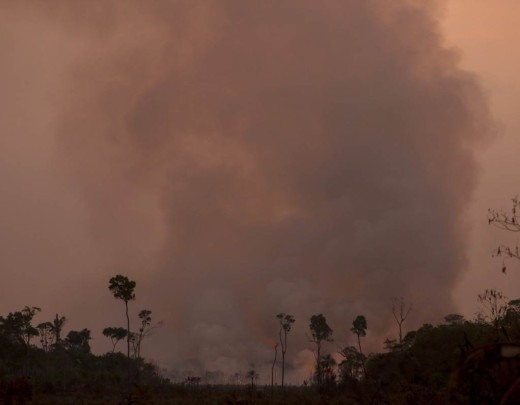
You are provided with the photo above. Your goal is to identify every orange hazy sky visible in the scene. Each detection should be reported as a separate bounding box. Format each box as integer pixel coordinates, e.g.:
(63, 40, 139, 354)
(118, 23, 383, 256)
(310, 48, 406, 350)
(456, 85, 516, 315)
(443, 0, 520, 314)
(0, 1, 519, 380)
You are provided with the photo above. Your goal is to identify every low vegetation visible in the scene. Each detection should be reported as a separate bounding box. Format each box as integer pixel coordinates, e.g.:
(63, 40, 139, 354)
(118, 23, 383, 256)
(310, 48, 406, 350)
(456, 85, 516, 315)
(2, 283, 520, 404)
(1, 199, 519, 403)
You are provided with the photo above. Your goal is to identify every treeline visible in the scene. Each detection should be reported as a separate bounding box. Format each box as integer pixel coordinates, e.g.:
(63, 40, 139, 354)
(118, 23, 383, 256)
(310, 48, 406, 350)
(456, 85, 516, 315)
(261, 289, 520, 404)
(166, 289, 520, 404)
(2, 278, 520, 404)
(0, 275, 168, 404)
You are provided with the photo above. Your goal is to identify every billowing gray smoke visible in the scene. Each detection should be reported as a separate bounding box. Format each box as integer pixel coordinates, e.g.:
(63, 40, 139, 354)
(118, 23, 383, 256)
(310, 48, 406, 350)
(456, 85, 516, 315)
(0, 0, 492, 382)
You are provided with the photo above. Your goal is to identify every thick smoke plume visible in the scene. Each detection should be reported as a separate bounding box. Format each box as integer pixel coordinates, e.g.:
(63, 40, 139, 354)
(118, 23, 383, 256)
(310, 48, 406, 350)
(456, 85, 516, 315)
(0, 1, 492, 382)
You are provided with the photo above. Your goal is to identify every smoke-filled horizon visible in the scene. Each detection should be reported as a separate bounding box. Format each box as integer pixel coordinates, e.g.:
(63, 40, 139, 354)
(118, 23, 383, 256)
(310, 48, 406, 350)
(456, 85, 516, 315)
(0, 1, 494, 382)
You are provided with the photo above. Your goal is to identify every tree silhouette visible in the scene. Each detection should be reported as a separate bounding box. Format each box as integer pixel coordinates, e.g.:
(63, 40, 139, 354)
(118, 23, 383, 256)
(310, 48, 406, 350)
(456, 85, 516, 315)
(51, 314, 66, 346)
(444, 314, 465, 326)
(338, 346, 366, 381)
(246, 368, 259, 388)
(108, 275, 136, 361)
(37, 322, 53, 352)
(20, 307, 40, 346)
(489, 196, 520, 272)
(103, 327, 128, 353)
(309, 314, 333, 387)
(133, 309, 162, 359)
(276, 313, 295, 388)
(271, 343, 278, 398)
(0, 306, 41, 346)
(0, 307, 41, 375)
(478, 289, 508, 338)
(350, 315, 367, 354)
(392, 297, 412, 344)
(65, 329, 91, 353)
(319, 354, 337, 389)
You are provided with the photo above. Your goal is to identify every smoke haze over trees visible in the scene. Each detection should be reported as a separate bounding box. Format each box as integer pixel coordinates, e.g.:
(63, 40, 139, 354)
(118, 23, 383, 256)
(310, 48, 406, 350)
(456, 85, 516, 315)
(0, 0, 494, 380)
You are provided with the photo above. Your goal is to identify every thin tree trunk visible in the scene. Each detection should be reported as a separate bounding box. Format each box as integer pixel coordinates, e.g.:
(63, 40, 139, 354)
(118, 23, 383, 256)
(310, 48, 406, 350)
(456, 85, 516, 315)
(282, 330, 289, 388)
(279, 327, 284, 390)
(125, 301, 130, 359)
(271, 344, 278, 399)
(316, 343, 322, 387)
(125, 300, 131, 403)
(281, 350, 286, 388)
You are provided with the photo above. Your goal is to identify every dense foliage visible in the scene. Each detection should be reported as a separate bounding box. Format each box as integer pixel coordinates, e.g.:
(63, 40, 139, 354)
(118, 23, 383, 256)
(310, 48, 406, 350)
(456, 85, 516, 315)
(0, 318, 168, 403)
(2, 274, 520, 403)
(2, 303, 520, 404)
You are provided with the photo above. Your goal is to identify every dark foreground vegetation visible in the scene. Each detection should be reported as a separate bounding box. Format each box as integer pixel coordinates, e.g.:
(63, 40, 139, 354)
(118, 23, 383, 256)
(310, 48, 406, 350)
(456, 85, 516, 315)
(3, 290, 520, 404)
(1, 199, 520, 404)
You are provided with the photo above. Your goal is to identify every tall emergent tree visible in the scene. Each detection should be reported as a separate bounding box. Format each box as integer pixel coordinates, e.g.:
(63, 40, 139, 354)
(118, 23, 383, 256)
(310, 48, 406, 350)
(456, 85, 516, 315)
(276, 313, 295, 388)
(109, 275, 136, 361)
(309, 314, 333, 387)
(351, 315, 367, 354)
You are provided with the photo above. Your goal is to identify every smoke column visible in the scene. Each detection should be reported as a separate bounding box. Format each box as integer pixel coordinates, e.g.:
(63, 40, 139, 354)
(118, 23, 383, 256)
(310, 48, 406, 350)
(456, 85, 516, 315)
(0, 1, 493, 381)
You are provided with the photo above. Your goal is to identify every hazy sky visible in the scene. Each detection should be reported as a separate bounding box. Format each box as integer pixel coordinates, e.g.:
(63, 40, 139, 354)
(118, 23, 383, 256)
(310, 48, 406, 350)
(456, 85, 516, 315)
(0, 1, 518, 382)
(442, 0, 520, 315)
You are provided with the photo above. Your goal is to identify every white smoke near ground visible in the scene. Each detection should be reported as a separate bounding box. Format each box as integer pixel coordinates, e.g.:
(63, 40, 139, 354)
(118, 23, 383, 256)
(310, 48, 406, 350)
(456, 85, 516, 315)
(0, 0, 493, 383)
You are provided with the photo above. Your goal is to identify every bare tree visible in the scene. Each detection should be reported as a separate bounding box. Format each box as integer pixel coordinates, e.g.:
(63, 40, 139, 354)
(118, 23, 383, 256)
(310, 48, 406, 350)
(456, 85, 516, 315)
(489, 197, 520, 272)
(392, 297, 412, 344)
(132, 309, 162, 359)
(478, 289, 509, 338)
(276, 313, 295, 389)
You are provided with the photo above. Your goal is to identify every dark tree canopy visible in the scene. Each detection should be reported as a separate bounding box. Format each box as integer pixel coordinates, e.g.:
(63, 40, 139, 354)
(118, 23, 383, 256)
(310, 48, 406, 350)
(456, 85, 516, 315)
(0, 306, 41, 346)
(109, 275, 136, 303)
(277, 313, 295, 333)
(351, 315, 368, 354)
(103, 327, 128, 353)
(310, 314, 333, 344)
(65, 328, 91, 353)
(444, 314, 465, 325)
(351, 315, 367, 338)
